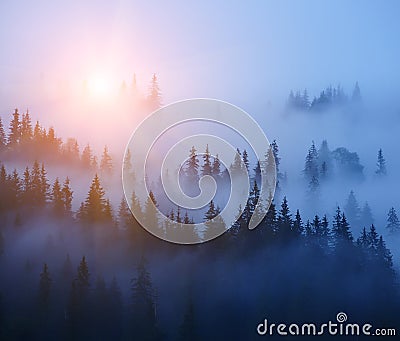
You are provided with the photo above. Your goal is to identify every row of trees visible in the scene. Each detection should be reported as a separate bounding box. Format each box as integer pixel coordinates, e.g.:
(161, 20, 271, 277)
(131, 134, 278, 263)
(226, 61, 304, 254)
(0, 110, 114, 174)
(287, 82, 361, 112)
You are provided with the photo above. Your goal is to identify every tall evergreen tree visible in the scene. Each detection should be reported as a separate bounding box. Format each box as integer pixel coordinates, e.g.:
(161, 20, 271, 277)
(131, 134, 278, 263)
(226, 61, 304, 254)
(201, 144, 212, 176)
(20, 110, 33, 144)
(185, 146, 199, 181)
(352, 81, 361, 102)
(80, 174, 106, 223)
(147, 73, 162, 111)
(76, 256, 90, 291)
(81, 144, 93, 169)
(100, 146, 113, 176)
(386, 207, 400, 234)
(62, 177, 73, 215)
(131, 256, 160, 340)
(375, 148, 387, 176)
(8, 109, 21, 146)
(292, 209, 303, 236)
(38, 263, 52, 309)
(51, 178, 64, 215)
(242, 149, 249, 172)
(0, 117, 6, 149)
(344, 190, 360, 228)
(276, 196, 293, 240)
(360, 202, 374, 228)
(143, 191, 159, 229)
(211, 154, 221, 178)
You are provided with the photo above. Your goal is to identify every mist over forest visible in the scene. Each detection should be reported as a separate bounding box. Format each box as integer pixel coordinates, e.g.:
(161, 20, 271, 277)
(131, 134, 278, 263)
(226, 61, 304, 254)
(0, 74, 400, 340)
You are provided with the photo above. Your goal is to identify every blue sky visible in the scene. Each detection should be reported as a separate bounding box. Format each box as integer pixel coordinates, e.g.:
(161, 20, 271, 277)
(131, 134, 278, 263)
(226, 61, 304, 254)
(0, 0, 399, 107)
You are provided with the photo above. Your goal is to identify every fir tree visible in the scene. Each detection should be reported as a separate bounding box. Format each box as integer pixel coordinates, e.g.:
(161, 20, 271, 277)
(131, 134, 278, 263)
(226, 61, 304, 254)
(253, 161, 262, 185)
(76, 256, 90, 291)
(292, 209, 303, 236)
(203, 200, 226, 241)
(80, 174, 106, 223)
(100, 145, 113, 176)
(20, 110, 33, 144)
(81, 144, 93, 169)
(375, 148, 387, 176)
(276, 196, 293, 240)
(211, 154, 221, 178)
(62, 177, 73, 215)
(185, 146, 199, 181)
(51, 178, 64, 215)
(201, 144, 212, 176)
(352, 81, 361, 102)
(386, 207, 400, 234)
(144, 191, 159, 229)
(38, 263, 52, 309)
(0, 117, 6, 149)
(242, 149, 249, 171)
(147, 73, 162, 111)
(344, 190, 360, 228)
(8, 108, 21, 146)
(360, 202, 374, 228)
(118, 196, 133, 230)
(131, 255, 160, 340)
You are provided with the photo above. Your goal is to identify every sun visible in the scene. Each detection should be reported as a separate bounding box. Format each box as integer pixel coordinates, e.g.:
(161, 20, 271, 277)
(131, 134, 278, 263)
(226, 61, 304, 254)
(87, 74, 114, 98)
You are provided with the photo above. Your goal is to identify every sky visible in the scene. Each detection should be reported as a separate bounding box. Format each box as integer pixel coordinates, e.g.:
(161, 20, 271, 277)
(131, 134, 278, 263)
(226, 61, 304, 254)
(1, 0, 399, 111)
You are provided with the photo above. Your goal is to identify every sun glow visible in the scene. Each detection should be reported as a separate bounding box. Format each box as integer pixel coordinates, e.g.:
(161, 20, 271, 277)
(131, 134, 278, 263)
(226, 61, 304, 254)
(87, 74, 115, 99)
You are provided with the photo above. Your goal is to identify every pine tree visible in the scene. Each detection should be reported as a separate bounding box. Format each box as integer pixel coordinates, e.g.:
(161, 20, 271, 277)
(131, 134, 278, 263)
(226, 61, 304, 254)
(367, 224, 379, 250)
(51, 178, 64, 215)
(242, 149, 249, 171)
(62, 177, 73, 215)
(230, 148, 244, 176)
(100, 145, 113, 176)
(8, 109, 21, 146)
(203, 200, 226, 241)
(147, 73, 162, 111)
(271, 140, 280, 175)
(20, 110, 33, 144)
(131, 255, 160, 339)
(185, 146, 199, 181)
(352, 81, 361, 102)
(276, 196, 293, 240)
(375, 148, 387, 176)
(253, 161, 262, 185)
(292, 209, 303, 236)
(386, 207, 400, 234)
(344, 190, 360, 228)
(38, 263, 52, 309)
(360, 202, 374, 228)
(143, 191, 159, 229)
(81, 144, 93, 169)
(80, 174, 106, 223)
(304, 141, 318, 182)
(123, 148, 134, 179)
(104, 199, 114, 223)
(211, 154, 221, 178)
(76, 256, 90, 291)
(377, 236, 393, 269)
(332, 207, 353, 250)
(40, 163, 50, 204)
(201, 144, 212, 176)
(118, 196, 133, 230)
(179, 298, 197, 341)
(0, 117, 6, 149)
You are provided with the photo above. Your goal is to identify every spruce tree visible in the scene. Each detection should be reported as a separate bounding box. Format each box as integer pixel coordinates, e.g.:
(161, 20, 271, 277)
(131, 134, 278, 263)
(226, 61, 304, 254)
(143, 191, 159, 229)
(201, 144, 212, 176)
(292, 209, 303, 236)
(76, 256, 90, 291)
(80, 174, 106, 223)
(185, 146, 199, 181)
(0, 117, 6, 149)
(81, 144, 93, 169)
(8, 108, 21, 146)
(360, 202, 374, 228)
(147, 73, 162, 111)
(20, 110, 33, 144)
(51, 178, 64, 215)
(131, 255, 160, 339)
(38, 263, 52, 309)
(242, 149, 249, 171)
(344, 190, 360, 228)
(62, 177, 73, 215)
(386, 207, 400, 233)
(276, 196, 293, 240)
(100, 145, 113, 176)
(375, 148, 387, 176)
(211, 154, 221, 178)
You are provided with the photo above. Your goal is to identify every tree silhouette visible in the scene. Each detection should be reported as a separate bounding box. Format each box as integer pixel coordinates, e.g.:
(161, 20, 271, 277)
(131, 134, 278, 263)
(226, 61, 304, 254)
(375, 148, 387, 176)
(386, 207, 400, 234)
